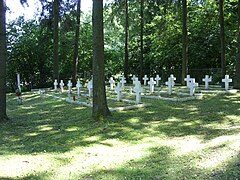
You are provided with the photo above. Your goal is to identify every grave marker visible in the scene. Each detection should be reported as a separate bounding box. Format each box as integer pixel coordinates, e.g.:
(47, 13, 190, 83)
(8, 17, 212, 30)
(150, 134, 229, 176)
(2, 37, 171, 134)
(67, 80, 72, 99)
(53, 79, 58, 91)
(143, 75, 149, 86)
(148, 77, 156, 93)
(155, 75, 161, 86)
(184, 75, 191, 87)
(115, 82, 122, 101)
(189, 78, 198, 96)
(202, 75, 212, 89)
(76, 79, 82, 98)
(222, 75, 232, 90)
(87, 79, 93, 97)
(133, 80, 143, 104)
(131, 75, 137, 84)
(17, 73, 21, 92)
(169, 74, 176, 87)
(109, 77, 115, 90)
(120, 76, 126, 89)
(60, 80, 64, 93)
(165, 77, 174, 95)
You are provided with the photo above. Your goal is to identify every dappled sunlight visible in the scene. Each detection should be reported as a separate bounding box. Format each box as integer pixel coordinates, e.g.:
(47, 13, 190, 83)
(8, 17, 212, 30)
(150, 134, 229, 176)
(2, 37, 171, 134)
(0, 155, 53, 178)
(37, 124, 54, 132)
(127, 117, 140, 123)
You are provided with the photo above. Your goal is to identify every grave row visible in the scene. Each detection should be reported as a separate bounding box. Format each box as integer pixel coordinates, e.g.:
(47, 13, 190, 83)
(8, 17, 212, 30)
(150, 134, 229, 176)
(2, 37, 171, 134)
(52, 74, 233, 105)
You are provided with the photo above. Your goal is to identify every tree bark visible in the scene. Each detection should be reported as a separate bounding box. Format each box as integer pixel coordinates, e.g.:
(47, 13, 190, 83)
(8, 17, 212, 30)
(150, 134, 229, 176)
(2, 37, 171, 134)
(235, 0, 240, 89)
(219, 0, 226, 79)
(124, 0, 129, 82)
(140, 0, 144, 82)
(72, 0, 81, 86)
(53, 0, 59, 81)
(0, 0, 8, 121)
(92, 0, 111, 120)
(181, 0, 188, 85)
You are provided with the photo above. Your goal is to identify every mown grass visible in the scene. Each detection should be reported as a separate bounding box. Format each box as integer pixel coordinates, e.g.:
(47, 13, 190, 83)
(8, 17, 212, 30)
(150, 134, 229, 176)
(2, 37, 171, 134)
(0, 92, 240, 179)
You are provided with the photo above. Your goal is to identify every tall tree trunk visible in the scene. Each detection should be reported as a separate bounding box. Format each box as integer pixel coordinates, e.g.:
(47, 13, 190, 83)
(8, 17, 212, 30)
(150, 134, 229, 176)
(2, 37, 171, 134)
(53, 0, 59, 81)
(92, 0, 111, 120)
(140, 0, 144, 82)
(219, 0, 226, 79)
(235, 0, 240, 89)
(181, 0, 188, 85)
(72, 0, 81, 86)
(0, 0, 8, 121)
(124, 0, 129, 82)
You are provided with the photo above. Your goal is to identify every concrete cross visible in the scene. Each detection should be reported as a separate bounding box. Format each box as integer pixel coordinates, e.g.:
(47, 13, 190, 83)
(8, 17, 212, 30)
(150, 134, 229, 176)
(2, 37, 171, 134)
(148, 77, 156, 93)
(120, 76, 126, 89)
(155, 75, 161, 86)
(142, 75, 149, 86)
(202, 75, 212, 89)
(222, 75, 232, 90)
(87, 79, 93, 97)
(109, 77, 115, 90)
(115, 82, 122, 101)
(133, 80, 143, 104)
(131, 75, 137, 84)
(76, 79, 82, 97)
(17, 73, 21, 92)
(59, 80, 64, 93)
(189, 78, 198, 96)
(169, 74, 176, 87)
(184, 75, 191, 87)
(53, 79, 58, 91)
(165, 77, 173, 95)
(67, 80, 72, 99)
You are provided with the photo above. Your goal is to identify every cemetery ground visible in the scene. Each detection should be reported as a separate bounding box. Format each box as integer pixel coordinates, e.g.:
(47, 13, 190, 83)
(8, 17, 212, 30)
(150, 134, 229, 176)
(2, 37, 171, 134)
(0, 92, 240, 179)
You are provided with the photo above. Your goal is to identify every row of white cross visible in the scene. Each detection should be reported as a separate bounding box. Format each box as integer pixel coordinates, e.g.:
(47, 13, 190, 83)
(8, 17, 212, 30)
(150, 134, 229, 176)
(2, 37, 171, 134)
(53, 74, 232, 104)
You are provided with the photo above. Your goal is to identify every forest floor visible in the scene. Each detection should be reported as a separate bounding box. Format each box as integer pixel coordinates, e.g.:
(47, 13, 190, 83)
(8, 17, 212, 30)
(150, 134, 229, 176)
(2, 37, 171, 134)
(0, 91, 240, 179)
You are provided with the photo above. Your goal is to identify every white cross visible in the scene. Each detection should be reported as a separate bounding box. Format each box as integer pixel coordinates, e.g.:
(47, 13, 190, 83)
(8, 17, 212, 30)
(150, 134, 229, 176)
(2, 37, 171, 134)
(131, 75, 137, 84)
(87, 79, 93, 97)
(165, 77, 173, 95)
(202, 75, 212, 89)
(155, 75, 161, 86)
(222, 75, 232, 90)
(148, 77, 156, 93)
(76, 79, 82, 97)
(53, 79, 58, 91)
(17, 73, 21, 92)
(67, 80, 72, 99)
(115, 82, 122, 101)
(169, 74, 176, 87)
(142, 75, 148, 86)
(189, 78, 198, 96)
(184, 75, 191, 87)
(59, 80, 64, 93)
(120, 76, 126, 89)
(133, 80, 143, 104)
(109, 77, 115, 90)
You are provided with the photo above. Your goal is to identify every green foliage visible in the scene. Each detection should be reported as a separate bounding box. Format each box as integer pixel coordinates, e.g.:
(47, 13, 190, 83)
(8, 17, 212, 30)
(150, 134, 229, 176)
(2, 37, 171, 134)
(6, 0, 240, 89)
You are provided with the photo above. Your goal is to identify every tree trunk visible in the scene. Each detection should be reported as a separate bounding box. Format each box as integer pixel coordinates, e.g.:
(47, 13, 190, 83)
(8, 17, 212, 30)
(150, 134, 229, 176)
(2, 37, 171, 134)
(0, 0, 8, 121)
(140, 0, 144, 82)
(219, 0, 226, 79)
(53, 0, 59, 81)
(235, 0, 240, 89)
(124, 0, 129, 82)
(72, 0, 81, 86)
(92, 0, 111, 120)
(181, 0, 188, 85)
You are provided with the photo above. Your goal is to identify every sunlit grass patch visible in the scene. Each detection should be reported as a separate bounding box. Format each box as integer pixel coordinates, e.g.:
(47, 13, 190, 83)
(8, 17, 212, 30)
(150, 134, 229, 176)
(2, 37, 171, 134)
(1, 92, 240, 179)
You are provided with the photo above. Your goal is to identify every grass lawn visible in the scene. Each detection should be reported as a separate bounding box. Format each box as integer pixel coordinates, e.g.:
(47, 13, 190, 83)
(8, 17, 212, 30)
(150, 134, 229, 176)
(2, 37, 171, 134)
(0, 92, 240, 179)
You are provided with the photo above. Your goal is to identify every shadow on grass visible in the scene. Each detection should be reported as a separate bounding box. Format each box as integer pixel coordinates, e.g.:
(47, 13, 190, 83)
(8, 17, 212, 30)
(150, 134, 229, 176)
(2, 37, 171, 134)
(1, 93, 240, 155)
(0, 92, 239, 179)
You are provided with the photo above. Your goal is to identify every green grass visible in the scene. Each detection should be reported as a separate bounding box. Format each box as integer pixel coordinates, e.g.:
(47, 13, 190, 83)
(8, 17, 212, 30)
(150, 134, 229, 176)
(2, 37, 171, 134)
(0, 92, 240, 179)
